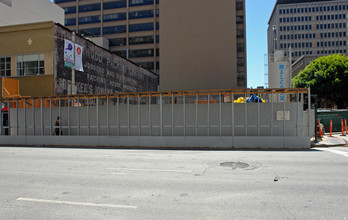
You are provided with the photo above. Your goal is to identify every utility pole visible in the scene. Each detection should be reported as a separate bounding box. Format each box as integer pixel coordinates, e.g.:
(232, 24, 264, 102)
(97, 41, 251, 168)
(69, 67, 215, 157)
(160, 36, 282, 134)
(72, 32, 76, 95)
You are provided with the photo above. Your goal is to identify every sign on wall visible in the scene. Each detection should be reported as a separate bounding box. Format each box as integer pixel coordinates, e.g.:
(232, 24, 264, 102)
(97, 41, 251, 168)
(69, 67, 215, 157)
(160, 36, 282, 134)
(75, 44, 84, 72)
(64, 39, 74, 69)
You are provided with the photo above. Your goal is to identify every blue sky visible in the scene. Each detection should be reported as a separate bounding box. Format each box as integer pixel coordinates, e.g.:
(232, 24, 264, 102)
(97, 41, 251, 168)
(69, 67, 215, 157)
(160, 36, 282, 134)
(51, 0, 277, 88)
(246, 0, 277, 88)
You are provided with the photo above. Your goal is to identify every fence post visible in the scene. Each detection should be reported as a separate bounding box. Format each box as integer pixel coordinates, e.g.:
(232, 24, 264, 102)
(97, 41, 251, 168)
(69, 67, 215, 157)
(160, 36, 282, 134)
(59, 97, 63, 136)
(232, 91, 234, 137)
(107, 95, 110, 136)
(138, 95, 141, 136)
(257, 90, 260, 136)
(219, 91, 222, 136)
(171, 93, 174, 136)
(283, 90, 286, 137)
(149, 94, 152, 136)
(24, 99, 27, 136)
(32, 99, 35, 136)
(245, 91, 247, 136)
(183, 92, 186, 137)
(207, 93, 210, 136)
(195, 92, 198, 136)
(296, 90, 299, 136)
(87, 97, 90, 136)
(68, 97, 71, 136)
(0, 100, 2, 136)
(40, 98, 44, 136)
(160, 93, 163, 136)
(97, 95, 100, 136)
(49, 98, 52, 136)
(77, 97, 80, 136)
(127, 94, 130, 136)
(16, 100, 18, 136)
(117, 95, 120, 136)
(271, 90, 274, 136)
(308, 87, 311, 137)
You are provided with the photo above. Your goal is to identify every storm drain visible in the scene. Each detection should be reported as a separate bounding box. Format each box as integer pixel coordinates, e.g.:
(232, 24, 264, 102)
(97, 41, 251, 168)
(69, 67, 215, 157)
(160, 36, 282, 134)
(220, 162, 249, 169)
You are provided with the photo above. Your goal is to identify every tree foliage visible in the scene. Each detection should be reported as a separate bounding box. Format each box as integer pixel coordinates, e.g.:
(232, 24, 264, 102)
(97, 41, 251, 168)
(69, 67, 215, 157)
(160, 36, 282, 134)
(292, 54, 348, 108)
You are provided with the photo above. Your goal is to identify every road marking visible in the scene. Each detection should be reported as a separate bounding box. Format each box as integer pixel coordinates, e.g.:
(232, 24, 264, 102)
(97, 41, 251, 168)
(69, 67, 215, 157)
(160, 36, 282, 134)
(106, 168, 192, 173)
(317, 148, 348, 158)
(16, 198, 137, 209)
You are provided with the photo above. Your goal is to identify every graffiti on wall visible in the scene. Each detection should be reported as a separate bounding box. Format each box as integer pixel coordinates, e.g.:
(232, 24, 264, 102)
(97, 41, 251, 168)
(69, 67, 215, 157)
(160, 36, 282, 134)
(54, 25, 158, 95)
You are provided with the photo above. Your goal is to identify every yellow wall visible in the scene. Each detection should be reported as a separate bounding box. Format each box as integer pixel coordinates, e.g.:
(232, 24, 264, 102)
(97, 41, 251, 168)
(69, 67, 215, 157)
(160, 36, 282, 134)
(0, 22, 55, 98)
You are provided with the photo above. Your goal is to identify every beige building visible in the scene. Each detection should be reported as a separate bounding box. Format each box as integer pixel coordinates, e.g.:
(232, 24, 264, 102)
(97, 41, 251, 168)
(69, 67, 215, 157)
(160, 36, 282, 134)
(291, 55, 318, 78)
(55, 0, 246, 90)
(0, 21, 158, 98)
(0, 0, 64, 26)
(159, 0, 246, 91)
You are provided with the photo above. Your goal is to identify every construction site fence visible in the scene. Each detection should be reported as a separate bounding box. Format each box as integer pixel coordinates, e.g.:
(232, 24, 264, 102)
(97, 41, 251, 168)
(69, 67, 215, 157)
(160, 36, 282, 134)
(0, 88, 312, 137)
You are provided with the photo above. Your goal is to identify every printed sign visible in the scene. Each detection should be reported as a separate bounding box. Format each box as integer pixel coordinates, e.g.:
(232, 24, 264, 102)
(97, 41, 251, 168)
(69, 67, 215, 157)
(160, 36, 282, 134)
(279, 64, 285, 101)
(64, 39, 74, 68)
(75, 44, 84, 72)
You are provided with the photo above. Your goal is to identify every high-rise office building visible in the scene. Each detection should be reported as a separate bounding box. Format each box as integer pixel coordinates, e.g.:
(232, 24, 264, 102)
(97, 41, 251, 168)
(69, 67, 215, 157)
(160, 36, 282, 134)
(55, 0, 246, 90)
(268, 0, 348, 63)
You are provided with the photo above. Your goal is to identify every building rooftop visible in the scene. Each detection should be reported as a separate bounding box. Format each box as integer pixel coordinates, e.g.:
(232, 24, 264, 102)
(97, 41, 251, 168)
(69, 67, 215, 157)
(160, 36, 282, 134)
(276, 0, 333, 5)
(269, 0, 336, 24)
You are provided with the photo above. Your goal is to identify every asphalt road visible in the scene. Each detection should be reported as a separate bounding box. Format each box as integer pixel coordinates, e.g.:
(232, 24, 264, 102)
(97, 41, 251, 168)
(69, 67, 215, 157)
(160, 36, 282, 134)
(0, 146, 348, 220)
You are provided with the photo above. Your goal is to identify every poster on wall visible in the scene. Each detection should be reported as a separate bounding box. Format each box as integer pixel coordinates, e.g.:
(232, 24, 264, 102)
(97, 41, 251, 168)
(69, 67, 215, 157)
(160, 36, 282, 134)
(75, 44, 84, 72)
(64, 39, 74, 68)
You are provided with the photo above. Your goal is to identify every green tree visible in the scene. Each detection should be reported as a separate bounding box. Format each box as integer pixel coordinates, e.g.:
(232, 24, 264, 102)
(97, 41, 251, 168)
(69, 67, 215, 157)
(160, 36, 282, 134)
(292, 54, 348, 108)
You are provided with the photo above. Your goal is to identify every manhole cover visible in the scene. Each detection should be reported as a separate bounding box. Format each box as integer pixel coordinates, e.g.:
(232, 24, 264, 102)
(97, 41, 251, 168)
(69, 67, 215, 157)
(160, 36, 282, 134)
(220, 162, 249, 169)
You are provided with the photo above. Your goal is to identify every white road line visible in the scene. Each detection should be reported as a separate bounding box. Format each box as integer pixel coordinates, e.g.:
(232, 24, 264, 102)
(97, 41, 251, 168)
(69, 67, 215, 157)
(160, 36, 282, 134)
(317, 148, 348, 158)
(16, 198, 137, 209)
(106, 168, 192, 173)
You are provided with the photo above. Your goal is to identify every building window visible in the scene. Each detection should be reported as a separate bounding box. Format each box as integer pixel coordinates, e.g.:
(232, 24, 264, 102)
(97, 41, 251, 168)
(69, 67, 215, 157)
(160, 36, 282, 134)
(103, 13, 126, 22)
(237, 43, 244, 52)
(109, 38, 126, 46)
(236, 16, 244, 24)
(129, 23, 154, 32)
(129, 10, 154, 19)
(129, 36, 154, 45)
(129, 49, 154, 58)
(113, 51, 127, 59)
(0, 56, 11, 77)
(237, 29, 244, 38)
(236, 2, 243, 11)
(237, 57, 245, 66)
(65, 18, 76, 26)
(64, 6, 76, 14)
(78, 28, 101, 36)
(103, 25, 126, 34)
(16, 54, 44, 76)
(55, 0, 75, 3)
(78, 4, 101, 13)
(103, 1, 126, 9)
(129, 0, 154, 7)
(237, 72, 246, 87)
(136, 62, 154, 70)
(79, 16, 100, 25)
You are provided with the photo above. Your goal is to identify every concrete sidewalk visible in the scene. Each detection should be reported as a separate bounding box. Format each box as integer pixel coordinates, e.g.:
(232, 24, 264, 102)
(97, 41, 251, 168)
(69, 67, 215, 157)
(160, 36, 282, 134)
(312, 132, 348, 147)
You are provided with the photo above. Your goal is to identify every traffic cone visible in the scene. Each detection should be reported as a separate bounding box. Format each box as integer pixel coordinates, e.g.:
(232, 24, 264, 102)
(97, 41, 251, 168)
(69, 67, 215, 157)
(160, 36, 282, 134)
(330, 120, 332, 137)
(318, 119, 322, 138)
(341, 119, 346, 136)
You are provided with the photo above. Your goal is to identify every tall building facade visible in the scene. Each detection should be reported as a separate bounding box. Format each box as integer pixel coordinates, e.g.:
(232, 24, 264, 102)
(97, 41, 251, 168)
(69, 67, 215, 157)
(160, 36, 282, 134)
(55, 0, 159, 74)
(55, 0, 247, 90)
(268, 0, 348, 63)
